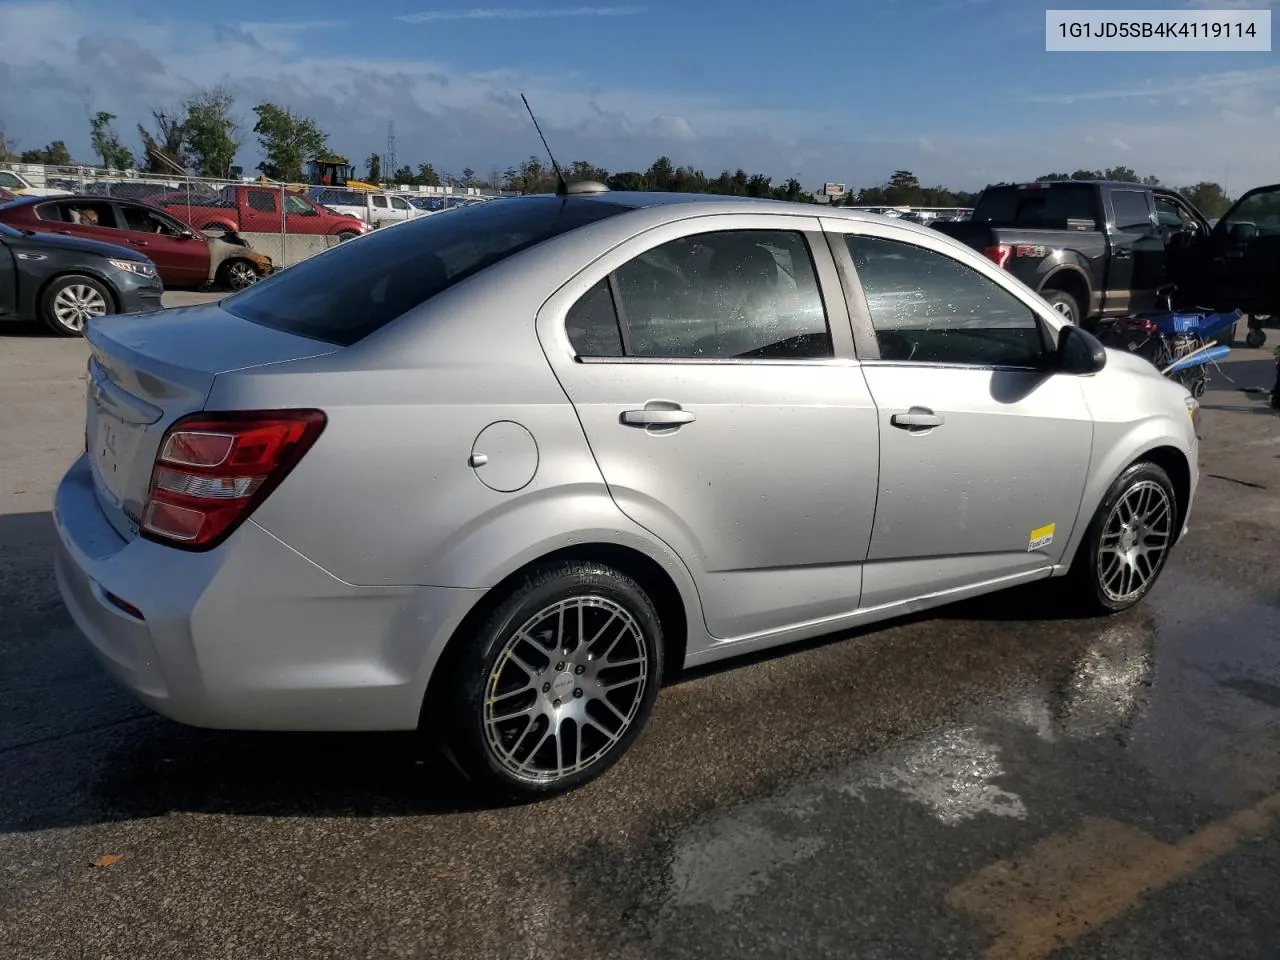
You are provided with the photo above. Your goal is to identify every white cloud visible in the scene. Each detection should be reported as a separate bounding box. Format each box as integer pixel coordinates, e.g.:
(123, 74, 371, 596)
(395, 6, 647, 23)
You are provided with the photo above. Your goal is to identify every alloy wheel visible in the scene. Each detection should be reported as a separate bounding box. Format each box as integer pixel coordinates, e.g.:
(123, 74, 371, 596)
(482, 595, 650, 784)
(52, 284, 108, 332)
(1096, 479, 1173, 603)
(226, 261, 259, 289)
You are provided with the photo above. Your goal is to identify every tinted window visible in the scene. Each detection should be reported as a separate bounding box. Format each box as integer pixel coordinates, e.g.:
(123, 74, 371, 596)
(121, 204, 185, 236)
(611, 230, 831, 360)
(847, 235, 1048, 367)
(1223, 187, 1280, 234)
(372, 196, 388, 208)
(392, 196, 411, 210)
(246, 189, 276, 213)
(39, 200, 117, 228)
(971, 184, 1098, 226)
(565, 279, 623, 357)
(1110, 190, 1153, 231)
(222, 196, 630, 346)
(0, 171, 24, 189)
(284, 194, 315, 215)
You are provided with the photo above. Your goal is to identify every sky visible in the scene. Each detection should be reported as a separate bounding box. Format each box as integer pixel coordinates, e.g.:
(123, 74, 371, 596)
(0, 0, 1277, 192)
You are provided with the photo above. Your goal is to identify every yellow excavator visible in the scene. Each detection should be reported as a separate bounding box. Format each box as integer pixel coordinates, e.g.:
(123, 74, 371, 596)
(256, 154, 382, 193)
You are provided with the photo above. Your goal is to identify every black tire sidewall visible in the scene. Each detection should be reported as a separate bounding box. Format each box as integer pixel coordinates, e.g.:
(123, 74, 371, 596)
(439, 562, 664, 799)
(39, 274, 113, 337)
(1074, 461, 1177, 614)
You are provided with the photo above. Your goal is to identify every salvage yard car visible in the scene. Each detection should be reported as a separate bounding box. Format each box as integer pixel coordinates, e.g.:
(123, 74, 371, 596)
(148, 183, 368, 242)
(0, 220, 162, 335)
(936, 179, 1280, 345)
(0, 195, 273, 290)
(53, 185, 1200, 800)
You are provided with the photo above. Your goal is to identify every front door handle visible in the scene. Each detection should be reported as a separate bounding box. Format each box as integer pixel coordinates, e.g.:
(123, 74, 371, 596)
(890, 409, 945, 430)
(1114, 247, 1132, 260)
(128, 239, 149, 247)
(621, 404, 696, 427)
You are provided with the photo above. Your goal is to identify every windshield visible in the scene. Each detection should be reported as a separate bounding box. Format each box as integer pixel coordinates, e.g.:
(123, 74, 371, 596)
(221, 196, 631, 346)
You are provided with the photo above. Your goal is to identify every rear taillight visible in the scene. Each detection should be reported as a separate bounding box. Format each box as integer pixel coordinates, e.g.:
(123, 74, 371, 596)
(982, 243, 1012, 269)
(140, 410, 326, 551)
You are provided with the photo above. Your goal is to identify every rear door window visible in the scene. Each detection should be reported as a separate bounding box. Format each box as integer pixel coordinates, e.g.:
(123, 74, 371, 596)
(222, 197, 631, 346)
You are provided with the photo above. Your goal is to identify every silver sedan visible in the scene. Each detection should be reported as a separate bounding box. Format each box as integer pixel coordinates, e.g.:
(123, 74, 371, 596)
(53, 186, 1200, 798)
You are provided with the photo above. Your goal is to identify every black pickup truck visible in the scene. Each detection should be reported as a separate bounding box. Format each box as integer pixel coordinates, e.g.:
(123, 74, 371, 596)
(934, 179, 1280, 345)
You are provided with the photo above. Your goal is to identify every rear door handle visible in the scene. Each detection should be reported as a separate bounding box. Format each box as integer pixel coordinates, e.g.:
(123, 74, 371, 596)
(128, 239, 149, 247)
(1114, 247, 1132, 260)
(621, 404, 696, 427)
(890, 409, 945, 430)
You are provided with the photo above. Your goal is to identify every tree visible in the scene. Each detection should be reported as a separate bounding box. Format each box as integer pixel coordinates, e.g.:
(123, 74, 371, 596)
(89, 112, 134, 170)
(746, 173, 772, 198)
(417, 162, 441, 187)
(365, 152, 381, 182)
(184, 87, 241, 179)
(137, 107, 186, 174)
(19, 141, 73, 165)
(392, 165, 415, 185)
(646, 156, 676, 191)
(251, 103, 327, 182)
(884, 170, 923, 206)
(568, 160, 609, 183)
(0, 121, 18, 162)
(606, 171, 646, 191)
(1178, 181, 1233, 219)
(460, 167, 477, 188)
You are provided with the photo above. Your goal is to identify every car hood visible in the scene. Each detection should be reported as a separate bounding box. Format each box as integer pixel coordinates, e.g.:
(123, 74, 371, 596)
(14, 230, 149, 261)
(1102, 345, 1168, 382)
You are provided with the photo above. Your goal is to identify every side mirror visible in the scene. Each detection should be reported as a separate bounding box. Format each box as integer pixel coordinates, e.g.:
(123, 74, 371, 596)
(1057, 323, 1107, 375)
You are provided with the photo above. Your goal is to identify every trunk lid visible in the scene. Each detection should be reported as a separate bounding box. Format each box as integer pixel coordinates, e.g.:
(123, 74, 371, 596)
(83, 303, 338, 541)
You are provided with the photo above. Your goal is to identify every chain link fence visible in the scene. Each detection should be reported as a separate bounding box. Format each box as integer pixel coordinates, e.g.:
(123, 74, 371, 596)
(1, 162, 512, 271)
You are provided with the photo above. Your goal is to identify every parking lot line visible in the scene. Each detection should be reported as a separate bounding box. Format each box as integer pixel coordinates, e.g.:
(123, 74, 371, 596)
(947, 790, 1280, 960)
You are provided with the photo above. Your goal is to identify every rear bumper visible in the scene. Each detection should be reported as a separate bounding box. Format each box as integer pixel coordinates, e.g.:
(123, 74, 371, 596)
(52, 454, 482, 731)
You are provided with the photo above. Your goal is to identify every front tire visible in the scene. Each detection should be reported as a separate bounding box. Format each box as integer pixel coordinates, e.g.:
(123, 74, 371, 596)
(336, 230, 359, 242)
(39, 274, 113, 337)
(1063, 461, 1179, 615)
(435, 561, 664, 800)
(216, 258, 260, 291)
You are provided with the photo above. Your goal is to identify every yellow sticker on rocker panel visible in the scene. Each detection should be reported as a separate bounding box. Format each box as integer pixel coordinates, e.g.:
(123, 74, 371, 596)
(1028, 523, 1056, 551)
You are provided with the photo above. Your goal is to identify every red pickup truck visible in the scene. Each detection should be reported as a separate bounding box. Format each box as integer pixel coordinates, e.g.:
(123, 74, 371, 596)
(149, 184, 368, 240)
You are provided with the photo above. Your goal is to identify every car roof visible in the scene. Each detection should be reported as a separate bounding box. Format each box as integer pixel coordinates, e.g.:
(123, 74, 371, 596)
(531, 189, 945, 239)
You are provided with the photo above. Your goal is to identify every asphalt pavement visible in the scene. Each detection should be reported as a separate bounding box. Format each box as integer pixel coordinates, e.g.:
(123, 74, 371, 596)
(1, 300, 1278, 960)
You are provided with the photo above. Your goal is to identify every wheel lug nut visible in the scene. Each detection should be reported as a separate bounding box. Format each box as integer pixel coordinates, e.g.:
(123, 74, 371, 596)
(542, 683, 551, 692)
(553, 699, 562, 708)
(555, 662, 565, 671)
(573, 688, 583, 699)
(574, 664, 585, 675)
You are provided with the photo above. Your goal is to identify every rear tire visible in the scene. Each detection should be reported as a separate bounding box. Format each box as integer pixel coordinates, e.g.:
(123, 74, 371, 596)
(1061, 461, 1179, 616)
(39, 274, 114, 337)
(433, 560, 664, 801)
(1245, 326, 1266, 348)
(1043, 288, 1082, 326)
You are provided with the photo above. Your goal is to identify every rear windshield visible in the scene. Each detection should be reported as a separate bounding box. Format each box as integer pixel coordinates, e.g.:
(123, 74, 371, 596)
(221, 196, 630, 346)
(971, 184, 1099, 227)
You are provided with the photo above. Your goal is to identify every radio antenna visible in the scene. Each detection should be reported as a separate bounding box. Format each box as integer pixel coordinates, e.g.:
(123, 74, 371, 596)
(520, 93, 568, 195)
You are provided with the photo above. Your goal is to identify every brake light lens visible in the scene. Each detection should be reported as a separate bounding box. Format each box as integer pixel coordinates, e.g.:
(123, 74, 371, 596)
(140, 410, 326, 550)
(983, 243, 1012, 269)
